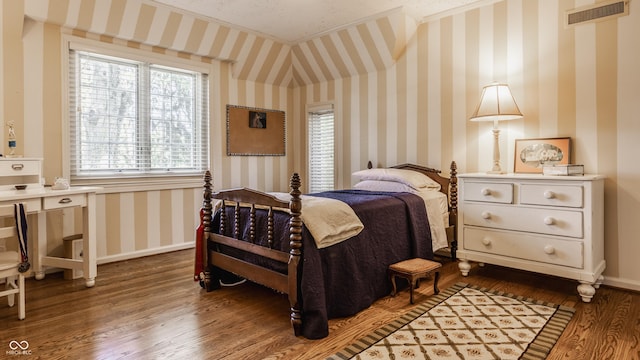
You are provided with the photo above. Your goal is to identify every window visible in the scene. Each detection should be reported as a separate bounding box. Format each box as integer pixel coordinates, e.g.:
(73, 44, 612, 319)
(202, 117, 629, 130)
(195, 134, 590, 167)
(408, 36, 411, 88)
(307, 104, 335, 193)
(68, 48, 208, 180)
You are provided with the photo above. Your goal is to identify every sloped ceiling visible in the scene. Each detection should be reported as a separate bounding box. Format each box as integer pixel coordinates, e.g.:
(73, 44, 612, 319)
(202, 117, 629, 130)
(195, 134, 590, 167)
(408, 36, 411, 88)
(152, 0, 483, 44)
(291, 8, 416, 85)
(23, 0, 477, 87)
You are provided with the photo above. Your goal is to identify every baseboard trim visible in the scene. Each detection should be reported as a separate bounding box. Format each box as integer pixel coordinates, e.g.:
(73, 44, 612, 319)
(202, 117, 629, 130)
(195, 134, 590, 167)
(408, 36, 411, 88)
(97, 242, 195, 265)
(40, 243, 640, 294)
(603, 276, 640, 292)
(20, 243, 196, 279)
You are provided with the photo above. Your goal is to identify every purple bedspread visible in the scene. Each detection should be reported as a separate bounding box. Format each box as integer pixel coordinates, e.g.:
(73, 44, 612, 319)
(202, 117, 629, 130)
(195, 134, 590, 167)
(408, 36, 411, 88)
(300, 190, 432, 338)
(211, 190, 432, 339)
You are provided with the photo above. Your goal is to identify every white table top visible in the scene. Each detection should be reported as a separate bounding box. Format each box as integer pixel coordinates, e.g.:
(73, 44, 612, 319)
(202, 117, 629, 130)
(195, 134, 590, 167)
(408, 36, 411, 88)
(0, 186, 102, 202)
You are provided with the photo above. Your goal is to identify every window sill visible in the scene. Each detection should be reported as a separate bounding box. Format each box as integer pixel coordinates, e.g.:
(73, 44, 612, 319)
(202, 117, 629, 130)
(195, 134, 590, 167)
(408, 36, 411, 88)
(71, 175, 205, 194)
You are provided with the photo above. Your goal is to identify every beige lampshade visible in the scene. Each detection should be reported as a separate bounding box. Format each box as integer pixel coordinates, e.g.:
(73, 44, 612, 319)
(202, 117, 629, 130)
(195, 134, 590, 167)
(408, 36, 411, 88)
(470, 83, 523, 122)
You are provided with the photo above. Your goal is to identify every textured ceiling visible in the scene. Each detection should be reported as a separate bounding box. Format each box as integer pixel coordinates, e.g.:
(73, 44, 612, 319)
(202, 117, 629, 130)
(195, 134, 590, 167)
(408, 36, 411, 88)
(152, 0, 486, 43)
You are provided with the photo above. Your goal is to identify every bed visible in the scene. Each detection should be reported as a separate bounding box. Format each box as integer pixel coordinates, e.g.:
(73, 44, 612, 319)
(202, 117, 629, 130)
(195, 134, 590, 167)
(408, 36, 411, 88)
(195, 161, 458, 339)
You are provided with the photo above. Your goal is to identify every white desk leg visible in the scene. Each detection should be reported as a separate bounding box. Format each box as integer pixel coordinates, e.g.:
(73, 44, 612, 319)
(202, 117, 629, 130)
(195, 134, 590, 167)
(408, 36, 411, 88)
(83, 193, 97, 287)
(35, 211, 47, 280)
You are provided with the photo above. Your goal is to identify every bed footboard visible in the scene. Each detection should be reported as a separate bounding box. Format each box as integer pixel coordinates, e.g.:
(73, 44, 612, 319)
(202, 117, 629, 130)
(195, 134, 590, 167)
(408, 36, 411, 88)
(200, 170, 303, 336)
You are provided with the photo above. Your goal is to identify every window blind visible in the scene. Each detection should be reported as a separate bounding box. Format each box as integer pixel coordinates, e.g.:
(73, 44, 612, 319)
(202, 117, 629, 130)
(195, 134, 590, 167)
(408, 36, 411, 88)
(68, 49, 209, 180)
(308, 106, 335, 193)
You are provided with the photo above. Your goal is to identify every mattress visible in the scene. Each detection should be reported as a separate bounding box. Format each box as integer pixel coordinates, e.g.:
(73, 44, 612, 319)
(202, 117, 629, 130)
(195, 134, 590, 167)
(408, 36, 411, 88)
(413, 189, 449, 251)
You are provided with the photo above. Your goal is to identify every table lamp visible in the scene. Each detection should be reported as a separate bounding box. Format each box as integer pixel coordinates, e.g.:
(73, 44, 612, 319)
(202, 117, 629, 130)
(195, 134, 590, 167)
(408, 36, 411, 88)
(470, 82, 523, 174)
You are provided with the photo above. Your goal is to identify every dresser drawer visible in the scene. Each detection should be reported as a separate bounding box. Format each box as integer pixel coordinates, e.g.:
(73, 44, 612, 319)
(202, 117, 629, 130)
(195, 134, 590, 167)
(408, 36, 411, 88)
(0, 159, 41, 176)
(520, 184, 583, 208)
(463, 228, 584, 268)
(463, 181, 513, 204)
(43, 194, 86, 210)
(0, 198, 41, 212)
(463, 203, 583, 238)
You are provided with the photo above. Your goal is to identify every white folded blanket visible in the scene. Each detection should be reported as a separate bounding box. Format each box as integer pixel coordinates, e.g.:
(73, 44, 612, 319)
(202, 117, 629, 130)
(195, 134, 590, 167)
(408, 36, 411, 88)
(270, 192, 364, 249)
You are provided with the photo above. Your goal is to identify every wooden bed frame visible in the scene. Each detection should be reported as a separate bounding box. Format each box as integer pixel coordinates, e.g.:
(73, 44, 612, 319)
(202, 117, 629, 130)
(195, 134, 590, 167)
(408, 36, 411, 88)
(199, 161, 457, 337)
(386, 162, 458, 259)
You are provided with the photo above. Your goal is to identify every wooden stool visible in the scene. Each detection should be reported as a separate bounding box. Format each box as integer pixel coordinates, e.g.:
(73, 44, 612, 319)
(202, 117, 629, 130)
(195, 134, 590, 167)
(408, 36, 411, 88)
(389, 258, 442, 304)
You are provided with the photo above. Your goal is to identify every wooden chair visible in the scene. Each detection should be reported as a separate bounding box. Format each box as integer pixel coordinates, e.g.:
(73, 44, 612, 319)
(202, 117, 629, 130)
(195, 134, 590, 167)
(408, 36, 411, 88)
(0, 204, 28, 320)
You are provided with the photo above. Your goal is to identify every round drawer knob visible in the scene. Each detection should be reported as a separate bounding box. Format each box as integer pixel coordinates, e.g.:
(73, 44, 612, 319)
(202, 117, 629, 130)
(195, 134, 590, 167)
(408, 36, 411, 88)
(481, 211, 491, 219)
(544, 245, 555, 254)
(482, 237, 492, 246)
(544, 190, 555, 199)
(481, 188, 491, 196)
(544, 216, 555, 225)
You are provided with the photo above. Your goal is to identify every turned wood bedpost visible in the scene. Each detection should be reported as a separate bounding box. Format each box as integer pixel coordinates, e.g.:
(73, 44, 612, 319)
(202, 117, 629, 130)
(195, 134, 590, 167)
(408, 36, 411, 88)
(202, 170, 213, 290)
(288, 173, 303, 336)
(449, 161, 458, 259)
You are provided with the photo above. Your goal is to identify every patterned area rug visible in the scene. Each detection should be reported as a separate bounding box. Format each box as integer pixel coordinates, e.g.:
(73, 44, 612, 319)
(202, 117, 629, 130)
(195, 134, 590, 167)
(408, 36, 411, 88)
(329, 283, 575, 360)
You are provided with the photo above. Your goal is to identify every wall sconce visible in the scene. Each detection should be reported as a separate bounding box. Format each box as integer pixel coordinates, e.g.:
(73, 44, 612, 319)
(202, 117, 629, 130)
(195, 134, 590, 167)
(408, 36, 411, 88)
(470, 82, 523, 174)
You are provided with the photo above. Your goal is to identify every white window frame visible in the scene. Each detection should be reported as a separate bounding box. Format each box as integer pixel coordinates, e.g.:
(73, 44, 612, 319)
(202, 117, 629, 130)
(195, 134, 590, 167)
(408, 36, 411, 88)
(62, 35, 210, 191)
(307, 102, 336, 193)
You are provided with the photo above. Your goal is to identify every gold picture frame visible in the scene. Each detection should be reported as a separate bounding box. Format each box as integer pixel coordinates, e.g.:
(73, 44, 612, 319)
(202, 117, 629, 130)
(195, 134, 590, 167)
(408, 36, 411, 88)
(514, 137, 571, 173)
(226, 105, 285, 156)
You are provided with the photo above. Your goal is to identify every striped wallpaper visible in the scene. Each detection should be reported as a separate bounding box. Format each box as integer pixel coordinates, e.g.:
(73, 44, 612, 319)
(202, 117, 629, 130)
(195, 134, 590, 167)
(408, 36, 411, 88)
(291, 8, 417, 85)
(290, 0, 640, 290)
(22, 0, 414, 88)
(2, 0, 640, 290)
(24, 0, 293, 86)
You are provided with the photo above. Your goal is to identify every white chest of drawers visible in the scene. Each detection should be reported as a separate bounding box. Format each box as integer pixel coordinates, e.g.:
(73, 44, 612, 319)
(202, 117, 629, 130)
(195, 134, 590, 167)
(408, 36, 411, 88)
(457, 173, 605, 302)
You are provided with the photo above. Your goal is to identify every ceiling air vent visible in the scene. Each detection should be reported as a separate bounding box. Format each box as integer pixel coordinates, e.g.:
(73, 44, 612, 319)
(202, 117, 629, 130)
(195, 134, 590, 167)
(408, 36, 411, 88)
(566, 0, 629, 27)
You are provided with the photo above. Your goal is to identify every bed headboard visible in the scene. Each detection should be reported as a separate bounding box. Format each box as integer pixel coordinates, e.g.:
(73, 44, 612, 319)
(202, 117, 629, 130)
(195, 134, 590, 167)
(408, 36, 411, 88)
(366, 161, 458, 201)
(366, 160, 458, 259)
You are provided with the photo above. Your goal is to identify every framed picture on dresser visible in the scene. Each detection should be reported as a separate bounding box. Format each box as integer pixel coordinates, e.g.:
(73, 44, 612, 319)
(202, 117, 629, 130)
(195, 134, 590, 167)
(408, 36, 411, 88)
(514, 137, 571, 173)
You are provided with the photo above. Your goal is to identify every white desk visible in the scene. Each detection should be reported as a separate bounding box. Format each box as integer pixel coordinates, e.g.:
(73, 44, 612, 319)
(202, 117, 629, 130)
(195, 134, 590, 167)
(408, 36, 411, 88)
(0, 186, 100, 287)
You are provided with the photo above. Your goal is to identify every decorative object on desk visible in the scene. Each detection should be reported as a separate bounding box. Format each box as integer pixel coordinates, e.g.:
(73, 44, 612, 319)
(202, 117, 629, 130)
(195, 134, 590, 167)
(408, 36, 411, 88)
(7, 120, 16, 157)
(470, 82, 523, 174)
(14, 185, 27, 190)
(514, 137, 571, 173)
(226, 104, 285, 156)
(543, 164, 585, 176)
(51, 177, 70, 190)
(329, 283, 575, 360)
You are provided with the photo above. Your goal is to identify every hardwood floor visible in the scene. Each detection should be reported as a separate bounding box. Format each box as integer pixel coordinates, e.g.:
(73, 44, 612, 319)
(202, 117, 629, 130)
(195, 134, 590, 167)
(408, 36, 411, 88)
(1, 249, 638, 360)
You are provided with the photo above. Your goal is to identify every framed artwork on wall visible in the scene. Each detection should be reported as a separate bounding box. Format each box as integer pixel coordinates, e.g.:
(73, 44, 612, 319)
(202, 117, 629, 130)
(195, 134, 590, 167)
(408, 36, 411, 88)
(248, 111, 267, 129)
(514, 137, 571, 173)
(226, 105, 285, 156)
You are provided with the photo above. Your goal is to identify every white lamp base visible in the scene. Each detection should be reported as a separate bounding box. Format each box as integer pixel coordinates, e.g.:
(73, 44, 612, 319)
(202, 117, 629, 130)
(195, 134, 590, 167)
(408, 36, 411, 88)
(487, 127, 506, 174)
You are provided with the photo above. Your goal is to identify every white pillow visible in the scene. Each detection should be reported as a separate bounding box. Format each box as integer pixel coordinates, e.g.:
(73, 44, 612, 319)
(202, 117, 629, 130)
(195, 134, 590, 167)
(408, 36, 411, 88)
(353, 180, 417, 193)
(352, 168, 441, 190)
